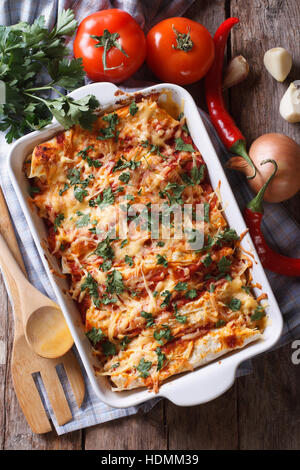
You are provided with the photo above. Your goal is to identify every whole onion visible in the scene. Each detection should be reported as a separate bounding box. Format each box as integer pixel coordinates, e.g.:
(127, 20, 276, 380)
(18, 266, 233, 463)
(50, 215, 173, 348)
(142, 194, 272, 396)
(227, 133, 300, 202)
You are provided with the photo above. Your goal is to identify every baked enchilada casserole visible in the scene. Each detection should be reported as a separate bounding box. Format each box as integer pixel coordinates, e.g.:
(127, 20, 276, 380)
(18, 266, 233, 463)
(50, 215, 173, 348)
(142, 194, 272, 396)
(26, 93, 266, 392)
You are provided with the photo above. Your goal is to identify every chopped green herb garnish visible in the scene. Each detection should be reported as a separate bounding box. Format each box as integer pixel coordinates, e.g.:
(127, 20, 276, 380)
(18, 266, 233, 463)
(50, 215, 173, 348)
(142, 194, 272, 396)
(81, 273, 100, 307)
(76, 212, 90, 227)
(174, 282, 188, 291)
(120, 239, 128, 249)
(106, 269, 124, 295)
(182, 165, 205, 186)
(175, 137, 194, 153)
(251, 306, 266, 322)
(93, 237, 114, 260)
(98, 112, 119, 141)
(102, 340, 116, 356)
(215, 320, 226, 328)
(160, 290, 172, 308)
(215, 228, 239, 244)
(113, 155, 141, 172)
(129, 101, 138, 116)
(156, 254, 168, 268)
(173, 303, 187, 323)
(119, 172, 131, 183)
(185, 289, 197, 299)
(157, 241, 165, 247)
(218, 256, 231, 273)
(154, 325, 173, 345)
(228, 298, 242, 311)
(86, 327, 105, 346)
(156, 347, 166, 371)
(137, 358, 152, 378)
(54, 213, 64, 233)
(125, 255, 134, 267)
(141, 311, 155, 328)
(120, 336, 130, 350)
(77, 145, 102, 168)
(28, 186, 40, 198)
(242, 285, 251, 294)
(100, 260, 112, 272)
(202, 253, 212, 267)
(74, 185, 88, 202)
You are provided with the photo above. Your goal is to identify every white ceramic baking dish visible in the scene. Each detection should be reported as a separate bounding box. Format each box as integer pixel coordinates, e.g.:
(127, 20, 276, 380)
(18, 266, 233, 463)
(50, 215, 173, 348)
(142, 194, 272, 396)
(8, 82, 283, 408)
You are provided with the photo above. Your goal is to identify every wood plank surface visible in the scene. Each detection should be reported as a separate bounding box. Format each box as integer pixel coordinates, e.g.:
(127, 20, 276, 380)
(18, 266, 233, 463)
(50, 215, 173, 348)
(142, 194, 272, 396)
(230, 0, 300, 450)
(1, 0, 300, 450)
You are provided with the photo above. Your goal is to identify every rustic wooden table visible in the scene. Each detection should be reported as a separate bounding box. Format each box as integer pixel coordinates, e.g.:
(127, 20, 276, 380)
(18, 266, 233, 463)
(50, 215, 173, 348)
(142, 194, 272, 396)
(1, 0, 300, 450)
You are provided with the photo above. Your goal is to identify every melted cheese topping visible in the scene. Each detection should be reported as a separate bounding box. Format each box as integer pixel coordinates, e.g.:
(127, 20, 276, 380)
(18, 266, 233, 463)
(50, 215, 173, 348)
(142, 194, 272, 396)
(27, 94, 265, 393)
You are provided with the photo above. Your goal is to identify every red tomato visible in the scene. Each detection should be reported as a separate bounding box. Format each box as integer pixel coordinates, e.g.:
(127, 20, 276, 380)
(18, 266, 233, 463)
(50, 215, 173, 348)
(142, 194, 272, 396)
(146, 17, 215, 85)
(73, 9, 146, 83)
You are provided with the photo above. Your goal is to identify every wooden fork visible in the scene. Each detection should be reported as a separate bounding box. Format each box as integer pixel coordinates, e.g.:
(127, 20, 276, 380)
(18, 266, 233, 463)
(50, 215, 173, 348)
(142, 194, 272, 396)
(0, 188, 85, 433)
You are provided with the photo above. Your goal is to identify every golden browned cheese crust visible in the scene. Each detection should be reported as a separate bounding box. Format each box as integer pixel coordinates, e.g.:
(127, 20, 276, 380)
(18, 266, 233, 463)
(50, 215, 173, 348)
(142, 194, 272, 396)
(27, 94, 265, 392)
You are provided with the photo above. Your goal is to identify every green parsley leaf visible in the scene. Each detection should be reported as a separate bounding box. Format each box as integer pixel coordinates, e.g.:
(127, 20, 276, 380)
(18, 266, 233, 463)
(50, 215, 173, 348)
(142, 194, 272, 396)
(81, 273, 100, 307)
(215, 320, 226, 328)
(251, 306, 266, 322)
(218, 256, 231, 273)
(100, 260, 112, 272)
(102, 340, 116, 356)
(242, 285, 251, 294)
(74, 185, 88, 202)
(28, 185, 40, 198)
(106, 269, 125, 295)
(156, 347, 166, 371)
(120, 336, 130, 350)
(174, 282, 188, 291)
(125, 255, 134, 267)
(202, 253, 212, 268)
(137, 358, 152, 378)
(54, 213, 64, 233)
(185, 289, 197, 299)
(86, 327, 105, 346)
(129, 101, 138, 116)
(160, 290, 172, 308)
(93, 237, 114, 260)
(76, 212, 90, 227)
(112, 155, 141, 172)
(215, 228, 239, 244)
(228, 298, 242, 311)
(119, 172, 131, 183)
(154, 325, 173, 345)
(173, 303, 187, 324)
(175, 137, 194, 153)
(156, 254, 168, 268)
(141, 311, 155, 328)
(97, 112, 119, 140)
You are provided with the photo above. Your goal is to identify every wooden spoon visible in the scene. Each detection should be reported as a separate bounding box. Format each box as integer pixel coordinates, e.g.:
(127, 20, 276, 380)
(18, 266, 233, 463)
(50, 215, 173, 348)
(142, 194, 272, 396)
(0, 233, 74, 359)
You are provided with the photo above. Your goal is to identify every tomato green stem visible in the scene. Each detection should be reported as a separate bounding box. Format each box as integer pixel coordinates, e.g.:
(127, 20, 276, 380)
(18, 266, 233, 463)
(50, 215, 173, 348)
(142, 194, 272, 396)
(90, 29, 129, 71)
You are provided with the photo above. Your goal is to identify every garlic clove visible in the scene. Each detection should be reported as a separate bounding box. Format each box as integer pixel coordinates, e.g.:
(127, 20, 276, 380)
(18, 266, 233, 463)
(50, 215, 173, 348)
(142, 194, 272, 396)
(263, 47, 292, 82)
(223, 55, 250, 89)
(279, 81, 300, 123)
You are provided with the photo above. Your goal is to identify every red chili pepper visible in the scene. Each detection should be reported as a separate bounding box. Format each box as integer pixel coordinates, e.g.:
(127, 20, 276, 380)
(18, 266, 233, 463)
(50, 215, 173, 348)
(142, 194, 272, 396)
(205, 18, 256, 178)
(244, 160, 300, 277)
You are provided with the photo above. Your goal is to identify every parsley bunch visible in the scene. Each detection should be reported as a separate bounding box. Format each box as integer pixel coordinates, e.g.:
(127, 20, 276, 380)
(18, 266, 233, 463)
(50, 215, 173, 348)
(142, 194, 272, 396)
(0, 9, 99, 143)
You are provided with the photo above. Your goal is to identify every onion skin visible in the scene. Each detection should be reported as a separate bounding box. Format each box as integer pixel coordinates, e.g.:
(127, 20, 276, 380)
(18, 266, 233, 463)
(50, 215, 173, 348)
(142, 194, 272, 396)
(227, 133, 300, 203)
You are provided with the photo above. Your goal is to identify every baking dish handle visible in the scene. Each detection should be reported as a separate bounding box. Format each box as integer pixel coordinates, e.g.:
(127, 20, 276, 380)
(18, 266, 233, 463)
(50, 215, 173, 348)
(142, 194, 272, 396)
(161, 360, 238, 407)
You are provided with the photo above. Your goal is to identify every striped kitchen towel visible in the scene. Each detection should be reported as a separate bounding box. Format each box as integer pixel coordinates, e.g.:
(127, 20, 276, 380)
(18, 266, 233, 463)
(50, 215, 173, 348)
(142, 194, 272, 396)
(0, 0, 299, 435)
